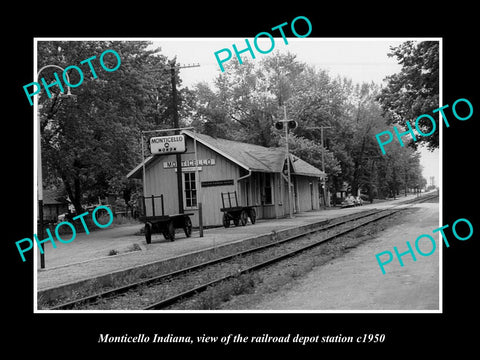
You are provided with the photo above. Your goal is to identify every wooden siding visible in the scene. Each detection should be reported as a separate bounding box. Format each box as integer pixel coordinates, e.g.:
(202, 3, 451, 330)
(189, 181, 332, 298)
(142, 135, 321, 227)
(144, 137, 240, 227)
(295, 176, 320, 212)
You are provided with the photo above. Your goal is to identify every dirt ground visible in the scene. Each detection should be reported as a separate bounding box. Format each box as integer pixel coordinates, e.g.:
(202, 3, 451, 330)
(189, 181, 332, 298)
(241, 202, 440, 311)
(36, 193, 435, 293)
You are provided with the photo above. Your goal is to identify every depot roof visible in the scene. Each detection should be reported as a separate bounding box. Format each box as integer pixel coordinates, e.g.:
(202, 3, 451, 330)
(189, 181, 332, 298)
(127, 130, 325, 179)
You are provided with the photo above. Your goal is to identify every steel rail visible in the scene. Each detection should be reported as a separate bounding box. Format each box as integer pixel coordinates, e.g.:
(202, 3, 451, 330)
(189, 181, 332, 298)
(145, 194, 437, 310)
(48, 193, 437, 310)
(144, 209, 400, 309)
(47, 208, 379, 310)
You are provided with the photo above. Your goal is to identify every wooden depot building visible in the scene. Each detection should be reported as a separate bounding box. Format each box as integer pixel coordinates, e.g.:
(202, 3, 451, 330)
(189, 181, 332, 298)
(127, 130, 326, 227)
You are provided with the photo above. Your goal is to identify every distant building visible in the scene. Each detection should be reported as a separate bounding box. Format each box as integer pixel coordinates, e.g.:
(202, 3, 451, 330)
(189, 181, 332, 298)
(127, 130, 326, 227)
(42, 189, 69, 223)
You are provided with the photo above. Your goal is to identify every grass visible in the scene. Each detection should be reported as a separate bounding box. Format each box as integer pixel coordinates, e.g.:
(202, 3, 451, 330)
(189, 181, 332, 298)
(187, 258, 324, 310)
(193, 273, 260, 310)
(218, 210, 417, 310)
(107, 243, 142, 257)
(127, 243, 142, 252)
(39, 207, 420, 310)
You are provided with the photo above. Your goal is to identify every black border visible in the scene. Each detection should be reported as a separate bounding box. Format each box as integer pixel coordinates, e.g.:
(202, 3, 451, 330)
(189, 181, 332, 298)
(6, 5, 478, 354)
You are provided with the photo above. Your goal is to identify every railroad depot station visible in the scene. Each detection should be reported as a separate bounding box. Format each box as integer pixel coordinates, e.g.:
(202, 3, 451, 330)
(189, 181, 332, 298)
(127, 130, 326, 227)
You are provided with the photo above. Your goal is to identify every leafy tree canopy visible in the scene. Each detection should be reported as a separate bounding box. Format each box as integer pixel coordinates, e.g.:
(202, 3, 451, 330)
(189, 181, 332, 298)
(377, 41, 439, 150)
(38, 41, 182, 212)
(192, 49, 428, 200)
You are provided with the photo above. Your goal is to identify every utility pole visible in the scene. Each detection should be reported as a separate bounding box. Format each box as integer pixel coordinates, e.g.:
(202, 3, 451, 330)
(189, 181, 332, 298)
(284, 107, 293, 218)
(170, 60, 183, 214)
(168, 60, 200, 214)
(143, 60, 200, 215)
(275, 106, 297, 218)
(320, 126, 331, 207)
(36, 65, 75, 269)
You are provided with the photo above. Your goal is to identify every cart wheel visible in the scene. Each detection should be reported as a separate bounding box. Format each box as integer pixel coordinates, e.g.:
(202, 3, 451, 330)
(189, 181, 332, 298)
(240, 210, 248, 226)
(184, 216, 192, 237)
(249, 208, 256, 224)
(145, 223, 152, 244)
(162, 221, 175, 241)
(162, 229, 170, 241)
(223, 213, 230, 228)
(168, 221, 175, 241)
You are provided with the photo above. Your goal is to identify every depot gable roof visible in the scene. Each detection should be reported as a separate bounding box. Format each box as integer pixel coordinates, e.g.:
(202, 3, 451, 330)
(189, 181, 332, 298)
(127, 130, 325, 179)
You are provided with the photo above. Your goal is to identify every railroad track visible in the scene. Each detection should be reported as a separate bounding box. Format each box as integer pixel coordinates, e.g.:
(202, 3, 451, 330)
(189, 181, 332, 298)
(48, 193, 437, 310)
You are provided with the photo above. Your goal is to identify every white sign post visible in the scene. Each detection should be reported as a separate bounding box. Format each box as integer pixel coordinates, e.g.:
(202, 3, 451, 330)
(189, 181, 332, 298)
(150, 135, 186, 154)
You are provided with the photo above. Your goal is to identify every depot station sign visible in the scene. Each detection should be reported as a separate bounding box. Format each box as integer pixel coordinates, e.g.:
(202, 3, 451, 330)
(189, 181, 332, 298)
(163, 158, 216, 171)
(150, 135, 186, 154)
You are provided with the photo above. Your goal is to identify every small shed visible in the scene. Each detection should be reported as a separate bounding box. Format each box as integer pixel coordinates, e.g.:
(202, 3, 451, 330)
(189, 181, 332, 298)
(42, 189, 69, 222)
(127, 130, 326, 227)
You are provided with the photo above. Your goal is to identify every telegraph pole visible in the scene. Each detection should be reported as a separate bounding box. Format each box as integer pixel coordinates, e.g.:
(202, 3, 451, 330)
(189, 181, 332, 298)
(169, 60, 200, 214)
(320, 126, 332, 207)
(170, 60, 183, 214)
(275, 106, 297, 218)
(144, 60, 200, 215)
(284, 107, 293, 218)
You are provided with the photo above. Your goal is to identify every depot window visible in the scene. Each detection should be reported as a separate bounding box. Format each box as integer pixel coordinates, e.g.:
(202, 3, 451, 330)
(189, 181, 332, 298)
(184, 172, 197, 208)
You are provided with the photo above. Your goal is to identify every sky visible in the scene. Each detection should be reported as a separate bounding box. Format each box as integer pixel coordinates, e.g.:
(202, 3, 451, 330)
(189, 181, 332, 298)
(149, 38, 406, 88)
(147, 38, 440, 185)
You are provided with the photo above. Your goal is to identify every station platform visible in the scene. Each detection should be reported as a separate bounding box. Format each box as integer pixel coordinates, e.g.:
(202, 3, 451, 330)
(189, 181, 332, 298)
(36, 193, 425, 296)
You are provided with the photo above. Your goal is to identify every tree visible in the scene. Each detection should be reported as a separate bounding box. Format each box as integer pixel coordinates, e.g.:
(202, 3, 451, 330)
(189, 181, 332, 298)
(191, 49, 426, 204)
(342, 83, 390, 196)
(377, 41, 440, 150)
(193, 52, 307, 147)
(190, 81, 231, 138)
(285, 67, 348, 200)
(38, 41, 173, 213)
(284, 135, 341, 178)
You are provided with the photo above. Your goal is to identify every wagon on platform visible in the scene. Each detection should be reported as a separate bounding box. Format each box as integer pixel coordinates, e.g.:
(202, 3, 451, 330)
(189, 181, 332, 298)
(220, 191, 256, 228)
(141, 195, 193, 243)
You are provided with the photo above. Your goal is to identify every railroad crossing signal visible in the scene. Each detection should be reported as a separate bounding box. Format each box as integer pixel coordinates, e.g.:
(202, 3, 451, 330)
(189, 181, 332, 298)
(275, 120, 297, 130)
(275, 106, 296, 218)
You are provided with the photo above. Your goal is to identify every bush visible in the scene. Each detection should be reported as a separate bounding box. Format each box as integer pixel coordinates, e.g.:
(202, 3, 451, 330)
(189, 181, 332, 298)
(127, 243, 142, 252)
(196, 273, 258, 309)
